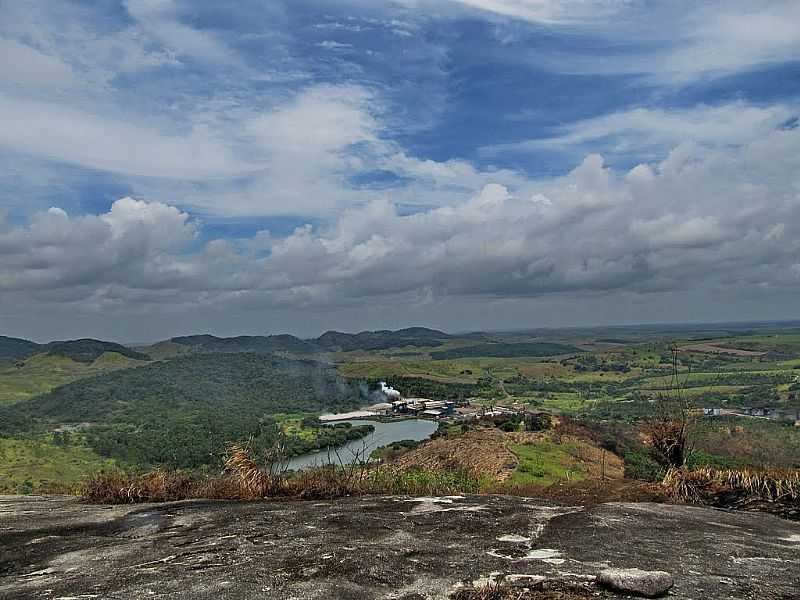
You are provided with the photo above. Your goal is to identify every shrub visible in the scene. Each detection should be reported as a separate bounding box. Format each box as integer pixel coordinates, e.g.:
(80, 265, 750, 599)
(623, 449, 664, 482)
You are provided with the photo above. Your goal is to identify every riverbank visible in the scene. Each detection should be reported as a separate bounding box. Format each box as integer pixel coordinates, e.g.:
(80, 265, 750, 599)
(287, 418, 438, 470)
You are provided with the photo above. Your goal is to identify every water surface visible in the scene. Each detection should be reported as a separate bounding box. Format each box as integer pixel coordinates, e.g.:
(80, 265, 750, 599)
(286, 419, 437, 471)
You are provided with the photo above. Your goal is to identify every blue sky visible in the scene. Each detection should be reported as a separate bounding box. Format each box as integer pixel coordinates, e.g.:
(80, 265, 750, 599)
(1, 0, 800, 341)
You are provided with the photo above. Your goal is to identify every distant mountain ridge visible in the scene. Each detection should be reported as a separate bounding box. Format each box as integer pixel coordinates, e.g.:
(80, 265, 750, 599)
(169, 334, 317, 354)
(1, 336, 150, 363)
(168, 327, 451, 354)
(0, 336, 41, 359)
(314, 327, 449, 352)
(42, 339, 150, 363)
(2, 327, 452, 363)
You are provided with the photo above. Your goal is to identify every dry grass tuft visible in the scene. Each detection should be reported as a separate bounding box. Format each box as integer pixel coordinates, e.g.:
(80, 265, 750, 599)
(80, 469, 246, 504)
(81, 443, 483, 504)
(663, 467, 800, 505)
(451, 581, 593, 600)
(225, 443, 278, 498)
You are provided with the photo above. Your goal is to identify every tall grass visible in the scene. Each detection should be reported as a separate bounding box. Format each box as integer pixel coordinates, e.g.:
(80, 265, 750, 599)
(663, 466, 800, 504)
(81, 469, 245, 503)
(81, 443, 484, 504)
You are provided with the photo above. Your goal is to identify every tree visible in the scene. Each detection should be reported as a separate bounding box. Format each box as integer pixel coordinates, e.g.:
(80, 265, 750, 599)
(645, 344, 693, 469)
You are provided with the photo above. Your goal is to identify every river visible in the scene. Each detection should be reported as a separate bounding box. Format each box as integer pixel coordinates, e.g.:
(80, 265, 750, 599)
(286, 419, 437, 471)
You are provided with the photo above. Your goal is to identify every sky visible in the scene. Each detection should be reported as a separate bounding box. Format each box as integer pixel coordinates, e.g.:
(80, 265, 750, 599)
(1, 0, 799, 342)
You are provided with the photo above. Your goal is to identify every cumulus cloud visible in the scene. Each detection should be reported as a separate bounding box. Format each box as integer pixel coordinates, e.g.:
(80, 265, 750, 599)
(3, 124, 799, 322)
(0, 198, 197, 293)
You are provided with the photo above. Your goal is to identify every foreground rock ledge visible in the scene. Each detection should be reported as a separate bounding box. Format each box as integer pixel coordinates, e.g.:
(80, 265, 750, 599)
(1, 495, 798, 600)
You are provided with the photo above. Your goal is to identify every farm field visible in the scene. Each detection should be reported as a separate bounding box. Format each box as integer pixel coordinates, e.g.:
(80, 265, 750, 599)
(337, 327, 800, 421)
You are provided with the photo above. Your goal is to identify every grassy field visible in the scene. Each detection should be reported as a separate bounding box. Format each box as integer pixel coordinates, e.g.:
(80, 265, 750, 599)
(506, 440, 586, 486)
(0, 436, 116, 493)
(0, 352, 146, 405)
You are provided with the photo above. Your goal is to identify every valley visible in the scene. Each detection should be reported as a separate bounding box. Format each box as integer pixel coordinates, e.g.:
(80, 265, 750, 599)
(1, 322, 799, 500)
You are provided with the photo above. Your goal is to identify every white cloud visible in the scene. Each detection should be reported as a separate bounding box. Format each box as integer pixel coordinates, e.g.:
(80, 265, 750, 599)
(484, 102, 799, 159)
(317, 40, 353, 50)
(0, 96, 247, 179)
(0, 198, 197, 293)
(0, 38, 76, 89)
(442, 0, 621, 23)
(3, 123, 799, 317)
(247, 84, 378, 155)
(428, 1, 800, 84)
(123, 0, 241, 65)
(660, 2, 800, 83)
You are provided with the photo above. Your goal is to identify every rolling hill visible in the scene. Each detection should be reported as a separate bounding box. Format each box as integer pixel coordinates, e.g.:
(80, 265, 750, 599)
(168, 334, 317, 355)
(0, 352, 148, 406)
(314, 327, 450, 352)
(429, 342, 583, 360)
(42, 339, 150, 363)
(0, 336, 41, 360)
(0, 353, 364, 469)
(148, 327, 453, 356)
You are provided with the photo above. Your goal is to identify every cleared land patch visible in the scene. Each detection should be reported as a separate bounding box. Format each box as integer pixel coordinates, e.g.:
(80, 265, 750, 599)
(680, 343, 766, 357)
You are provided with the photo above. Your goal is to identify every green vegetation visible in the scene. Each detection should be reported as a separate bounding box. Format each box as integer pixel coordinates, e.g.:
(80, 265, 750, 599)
(692, 417, 800, 469)
(0, 335, 40, 359)
(0, 435, 116, 493)
(4, 322, 800, 495)
(430, 342, 582, 360)
(5, 353, 359, 426)
(507, 440, 586, 486)
(316, 327, 449, 352)
(370, 439, 420, 461)
(623, 449, 664, 481)
(131, 340, 194, 360)
(168, 334, 317, 354)
(0, 352, 146, 406)
(43, 339, 150, 363)
(1, 353, 366, 470)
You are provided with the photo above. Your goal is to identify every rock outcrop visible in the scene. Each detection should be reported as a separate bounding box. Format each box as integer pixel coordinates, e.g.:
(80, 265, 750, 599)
(1, 495, 798, 599)
(596, 568, 673, 597)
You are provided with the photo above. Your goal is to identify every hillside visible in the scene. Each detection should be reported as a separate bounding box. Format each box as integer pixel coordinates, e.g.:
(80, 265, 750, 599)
(152, 327, 453, 356)
(168, 334, 317, 355)
(0, 352, 148, 406)
(0, 336, 41, 359)
(430, 342, 582, 360)
(42, 339, 150, 363)
(315, 327, 450, 352)
(1, 353, 363, 469)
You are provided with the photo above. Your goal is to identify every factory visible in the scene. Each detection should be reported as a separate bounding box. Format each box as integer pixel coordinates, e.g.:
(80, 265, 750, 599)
(375, 383, 455, 418)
